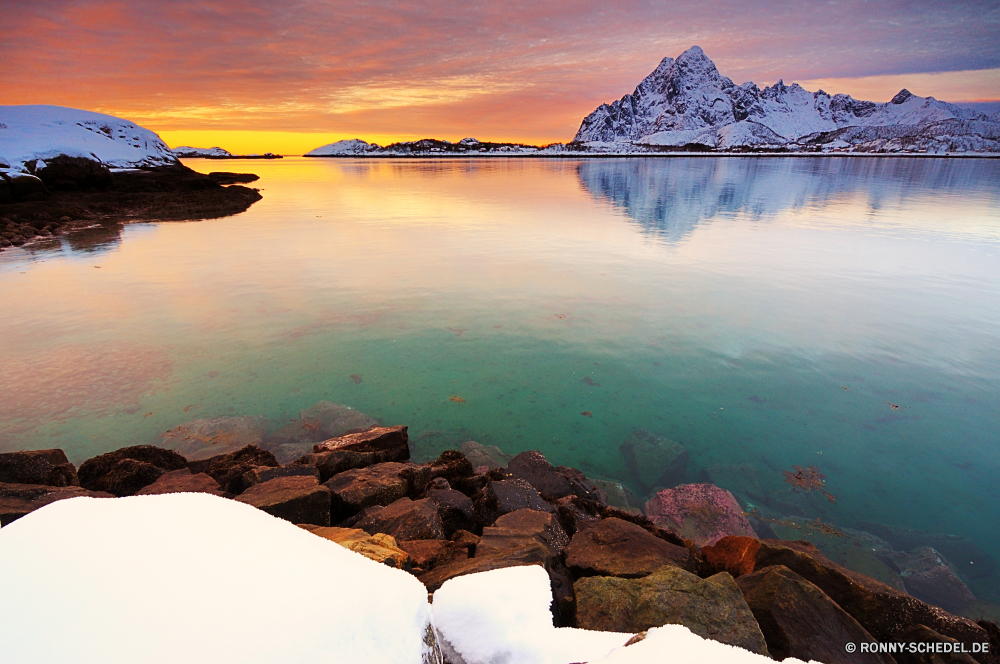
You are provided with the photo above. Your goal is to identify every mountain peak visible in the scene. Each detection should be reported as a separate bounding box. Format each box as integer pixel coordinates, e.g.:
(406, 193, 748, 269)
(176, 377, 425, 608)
(891, 89, 913, 104)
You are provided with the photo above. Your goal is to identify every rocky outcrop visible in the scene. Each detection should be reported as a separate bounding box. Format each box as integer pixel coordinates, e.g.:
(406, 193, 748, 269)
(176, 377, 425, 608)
(506, 451, 607, 504)
(574, 566, 769, 655)
(91, 459, 165, 497)
(566, 517, 692, 578)
(425, 482, 476, 537)
(234, 475, 331, 526)
(0, 449, 79, 487)
(353, 497, 446, 541)
(645, 483, 757, 546)
(78, 445, 188, 496)
(619, 429, 688, 494)
(134, 469, 227, 496)
(187, 445, 278, 495)
(737, 564, 893, 664)
(303, 426, 410, 482)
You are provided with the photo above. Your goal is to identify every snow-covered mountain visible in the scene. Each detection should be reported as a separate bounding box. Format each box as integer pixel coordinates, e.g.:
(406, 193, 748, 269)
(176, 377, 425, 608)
(574, 47, 1000, 153)
(306, 139, 382, 156)
(173, 146, 232, 158)
(0, 105, 178, 173)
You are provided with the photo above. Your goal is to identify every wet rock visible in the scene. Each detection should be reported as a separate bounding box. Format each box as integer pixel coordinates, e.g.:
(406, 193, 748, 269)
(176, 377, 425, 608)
(752, 539, 996, 663)
(240, 463, 319, 490)
(235, 475, 331, 525)
(160, 415, 268, 461)
(477, 509, 569, 559)
(591, 478, 641, 513)
(135, 469, 226, 496)
(5, 173, 45, 201)
(78, 445, 187, 490)
(418, 551, 550, 594)
(472, 478, 554, 528)
(702, 535, 761, 578)
(574, 566, 769, 655)
(0, 482, 114, 526)
(324, 462, 412, 522)
(892, 547, 978, 614)
(460, 441, 514, 471)
(0, 449, 79, 487)
(353, 497, 445, 541)
(619, 429, 689, 493)
(506, 451, 608, 504)
(186, 445, 278, 494)
(566, 517, 693, 578)
(303, 425, 410, 482)
(300, 525, 410, 569)
(645, 483, 757, 546)
(890, 624, 980, 664)
(426, 487, 475, 537)
(399, 539, 468, 571)
(422, 450, 475, 486)
(92, 459, 165, 496)
(450, 529, 481, 555)
(554, 494, 603, 536)
(737, 564, 893, 664)
(35, 156, 113, 190)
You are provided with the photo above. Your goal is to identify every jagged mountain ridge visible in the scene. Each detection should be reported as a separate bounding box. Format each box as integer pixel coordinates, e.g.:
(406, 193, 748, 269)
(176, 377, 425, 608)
(574, 46, 1000, 152)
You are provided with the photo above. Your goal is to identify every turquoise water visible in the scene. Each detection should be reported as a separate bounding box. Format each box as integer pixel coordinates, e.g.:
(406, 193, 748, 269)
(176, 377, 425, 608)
(2, 156, 999, 597)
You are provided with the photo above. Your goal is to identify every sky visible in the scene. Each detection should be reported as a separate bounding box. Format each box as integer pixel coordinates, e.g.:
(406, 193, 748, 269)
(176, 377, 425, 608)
(2, 0, 999, 153)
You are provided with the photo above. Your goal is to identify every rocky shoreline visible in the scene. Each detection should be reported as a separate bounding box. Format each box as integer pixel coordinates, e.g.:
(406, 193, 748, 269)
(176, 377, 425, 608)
(2, 424, 998, 664)
(0, 157, 261, 252)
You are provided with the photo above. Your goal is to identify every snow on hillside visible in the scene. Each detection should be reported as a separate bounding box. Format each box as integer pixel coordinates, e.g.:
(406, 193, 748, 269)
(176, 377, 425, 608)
(575, 47, 1000, 153)
(306, 139, 382, 155)
(0, 105, 178, 174)
(173, 146, 232, 157)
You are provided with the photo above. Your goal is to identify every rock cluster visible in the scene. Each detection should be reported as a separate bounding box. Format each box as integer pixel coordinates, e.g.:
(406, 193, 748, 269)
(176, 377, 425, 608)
(3, 431, 998, 664)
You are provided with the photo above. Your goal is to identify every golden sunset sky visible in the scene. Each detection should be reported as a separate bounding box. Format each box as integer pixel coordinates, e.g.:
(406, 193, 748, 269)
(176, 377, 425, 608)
(3, 0, 999, 153)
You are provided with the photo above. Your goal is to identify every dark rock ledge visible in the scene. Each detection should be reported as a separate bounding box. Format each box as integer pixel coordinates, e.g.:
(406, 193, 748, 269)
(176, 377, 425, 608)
(0, 156, 261, 252)
(2, 430, 998, 664)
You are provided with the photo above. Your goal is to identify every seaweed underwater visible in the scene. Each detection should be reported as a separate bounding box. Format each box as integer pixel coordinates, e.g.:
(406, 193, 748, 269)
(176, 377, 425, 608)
(783, 465, 837, 503)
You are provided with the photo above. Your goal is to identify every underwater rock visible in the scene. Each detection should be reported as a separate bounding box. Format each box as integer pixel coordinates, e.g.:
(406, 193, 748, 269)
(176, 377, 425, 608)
(459, 441, 514, 472)
(859, 521, 997, 582)
(891, 546, 978, 614)
(645, 483, 757, 546)
(698, 463, 767, 507)
(160, 415, 267, 461)
(590, 478, 642, 513)
(737, 564, 893, 664)
(574, 566, 769, 655)
(263, 402, 379, 462)
(565, 517, 692, 578)
(619, 429, 689, 494)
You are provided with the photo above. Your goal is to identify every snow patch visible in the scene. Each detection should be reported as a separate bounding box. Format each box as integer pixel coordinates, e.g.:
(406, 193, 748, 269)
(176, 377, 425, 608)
(0, 494, 434, 664)
(306, 139, 381, 156)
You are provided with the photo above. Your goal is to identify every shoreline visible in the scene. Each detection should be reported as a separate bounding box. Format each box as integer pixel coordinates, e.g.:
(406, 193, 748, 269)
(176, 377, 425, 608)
(302, 152, 1000, 159)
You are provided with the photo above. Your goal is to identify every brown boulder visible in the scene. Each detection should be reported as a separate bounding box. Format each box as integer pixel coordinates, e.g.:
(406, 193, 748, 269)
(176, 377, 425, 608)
(645, 483, 757, 546)
(325, 462, 412, 522)
(187, 445, 278, 495)
(0, 449, 79, 487)
(426, 486, 475, 537)
(472, 478, 554, 528)
(506, 451, 608, 504)
(399, 539, 468, 570)
(235, 475, 331, 525)
(753, 540, 997, 664)
(78, 445, 187, 490)
(553, 494, 603, 536)
(134, 469, 226, 496)
(418, 551, 549, 593)
(0, 482, 114, 526)
(566, 517, 693, 578)
(313, 425, 409, 455)
(92, 459, 165, 496)
(300, 525, 410, 569)
(702, 536, 761, 577)
(353, 497, 445, 541)
(737, 564, 893, 664)
(574, 566, 769, 655)
(477, 509, 569, 559)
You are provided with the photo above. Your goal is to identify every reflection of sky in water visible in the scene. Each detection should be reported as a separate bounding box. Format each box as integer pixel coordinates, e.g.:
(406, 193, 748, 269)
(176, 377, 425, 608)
(1, 156, 999, 600)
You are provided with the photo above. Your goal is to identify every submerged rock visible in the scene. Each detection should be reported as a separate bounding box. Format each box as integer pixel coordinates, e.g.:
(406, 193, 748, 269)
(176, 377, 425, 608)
(892, 546, 978, 614)
(263, 402, 379, 463)
(644, 483, 757, 546)
(460, 441, 514, 472)
(619, 429, 689, 494)
(160, 415, 267, 461)
(574, 566, 769, 655)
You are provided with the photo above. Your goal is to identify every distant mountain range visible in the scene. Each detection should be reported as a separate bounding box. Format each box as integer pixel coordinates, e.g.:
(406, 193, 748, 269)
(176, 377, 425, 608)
(573, 46, 1000, 153)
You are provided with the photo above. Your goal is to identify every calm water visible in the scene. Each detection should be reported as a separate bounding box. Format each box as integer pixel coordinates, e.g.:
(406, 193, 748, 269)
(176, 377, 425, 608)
(2, 157, 999, 596)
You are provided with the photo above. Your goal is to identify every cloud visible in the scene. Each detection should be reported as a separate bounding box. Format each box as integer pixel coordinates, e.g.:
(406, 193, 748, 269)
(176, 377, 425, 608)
(3, 0, 998, 145)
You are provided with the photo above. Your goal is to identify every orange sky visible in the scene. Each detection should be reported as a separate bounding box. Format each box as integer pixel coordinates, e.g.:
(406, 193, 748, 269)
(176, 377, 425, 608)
(3, 1, 998, 153)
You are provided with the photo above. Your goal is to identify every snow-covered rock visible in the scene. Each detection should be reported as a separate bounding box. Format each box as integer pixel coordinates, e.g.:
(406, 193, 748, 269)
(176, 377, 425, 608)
(0, 493, 436, 664)
(173, 146, 233, 158)
(0, 105, 178, 174)
(306, 139, 382, 156)
(574, 47, 1000, 153)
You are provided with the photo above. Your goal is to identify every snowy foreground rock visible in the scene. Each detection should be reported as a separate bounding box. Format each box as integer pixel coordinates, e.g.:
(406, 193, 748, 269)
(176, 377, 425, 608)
(0, 494, 814, 664)
(0, 105, 177, 174)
